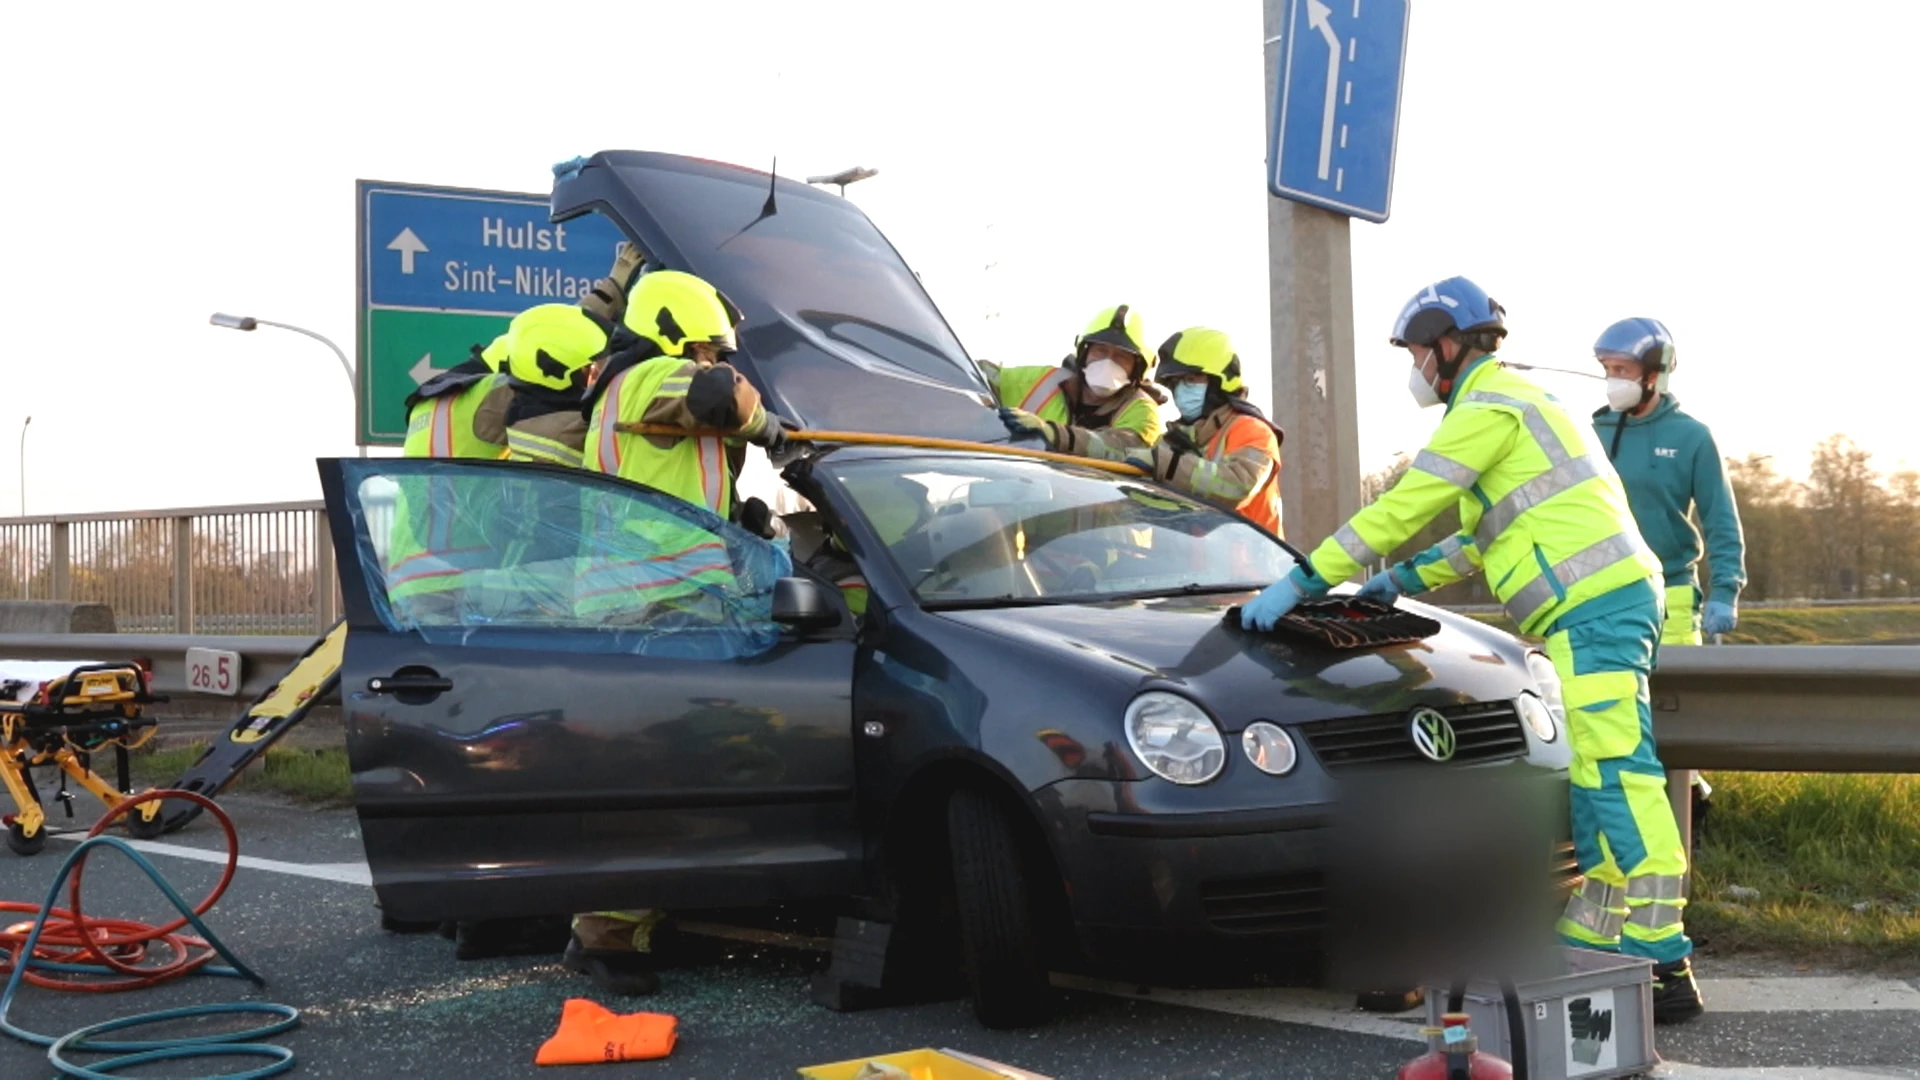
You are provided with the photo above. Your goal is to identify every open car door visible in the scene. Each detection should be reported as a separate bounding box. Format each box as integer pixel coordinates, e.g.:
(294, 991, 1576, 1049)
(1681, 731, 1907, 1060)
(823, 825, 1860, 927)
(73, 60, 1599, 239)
(550, 150, 1010, 444)
(319, 457, 861, 922)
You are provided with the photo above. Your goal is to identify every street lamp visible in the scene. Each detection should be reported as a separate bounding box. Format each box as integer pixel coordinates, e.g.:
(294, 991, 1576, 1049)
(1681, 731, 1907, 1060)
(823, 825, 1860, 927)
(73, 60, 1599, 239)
(209, 313, 365, 457)
(805, 165, 879, 196)
(18, 416, 29, 518)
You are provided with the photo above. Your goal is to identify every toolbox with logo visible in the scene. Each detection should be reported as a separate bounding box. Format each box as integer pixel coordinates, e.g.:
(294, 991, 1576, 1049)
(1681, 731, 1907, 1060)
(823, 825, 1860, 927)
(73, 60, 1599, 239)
(1423, 947, 1656, 1080)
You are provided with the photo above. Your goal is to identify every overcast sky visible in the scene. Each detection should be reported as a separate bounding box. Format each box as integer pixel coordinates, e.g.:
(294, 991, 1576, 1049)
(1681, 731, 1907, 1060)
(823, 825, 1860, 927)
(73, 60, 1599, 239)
(2, 0, 1913, 517)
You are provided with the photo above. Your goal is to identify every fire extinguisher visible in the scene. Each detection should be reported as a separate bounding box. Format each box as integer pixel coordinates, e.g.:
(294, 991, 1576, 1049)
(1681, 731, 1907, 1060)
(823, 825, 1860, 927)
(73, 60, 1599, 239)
(1396, 979, 1529, 1080)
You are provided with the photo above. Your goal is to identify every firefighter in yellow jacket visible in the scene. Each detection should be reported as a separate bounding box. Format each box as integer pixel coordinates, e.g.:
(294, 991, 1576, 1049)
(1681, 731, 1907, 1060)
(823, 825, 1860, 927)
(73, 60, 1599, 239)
(987, 305, 1165, 460)
(566, 268, 791, 996)
(1127, 328, 1284, 537)
(1240, 277, 1704, 1024)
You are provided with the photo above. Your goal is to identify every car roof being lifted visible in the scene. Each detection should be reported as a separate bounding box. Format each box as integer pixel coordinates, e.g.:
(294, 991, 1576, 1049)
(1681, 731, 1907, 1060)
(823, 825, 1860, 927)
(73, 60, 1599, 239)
(551, 151, 1009, 444)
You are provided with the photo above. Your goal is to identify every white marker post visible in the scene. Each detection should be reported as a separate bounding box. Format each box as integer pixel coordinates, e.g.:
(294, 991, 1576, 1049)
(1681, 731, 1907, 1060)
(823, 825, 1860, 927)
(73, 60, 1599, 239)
(1264, 0, 1364, 545)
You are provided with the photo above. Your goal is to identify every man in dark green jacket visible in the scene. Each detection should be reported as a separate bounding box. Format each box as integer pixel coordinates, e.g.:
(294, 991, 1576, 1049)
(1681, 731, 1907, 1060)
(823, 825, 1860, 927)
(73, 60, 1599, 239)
(1590, 318, 1746, 645)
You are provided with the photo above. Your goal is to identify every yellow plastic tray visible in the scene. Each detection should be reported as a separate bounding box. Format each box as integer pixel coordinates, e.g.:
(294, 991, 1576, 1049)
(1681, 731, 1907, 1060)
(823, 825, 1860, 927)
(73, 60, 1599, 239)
(797, 1048, 1015, 1080)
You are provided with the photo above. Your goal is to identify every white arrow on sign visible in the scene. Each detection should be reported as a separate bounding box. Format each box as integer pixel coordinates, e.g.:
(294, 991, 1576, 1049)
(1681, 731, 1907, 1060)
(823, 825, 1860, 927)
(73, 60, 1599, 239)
(1308, 0, 1342, 181)
(387, 228, 429, 274)
(409, 354, 435, 385)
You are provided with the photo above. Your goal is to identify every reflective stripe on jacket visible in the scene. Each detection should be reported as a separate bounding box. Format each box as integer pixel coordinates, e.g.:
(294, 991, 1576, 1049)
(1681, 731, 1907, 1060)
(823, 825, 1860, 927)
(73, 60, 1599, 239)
(403, 369, 511, 460)
(583, 357, 733, 514)
(1309, 358, 1658, 636)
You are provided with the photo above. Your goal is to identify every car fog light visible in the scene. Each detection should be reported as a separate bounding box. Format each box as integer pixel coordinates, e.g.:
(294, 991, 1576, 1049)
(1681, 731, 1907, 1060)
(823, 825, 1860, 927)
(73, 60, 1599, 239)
(1517, 691, 1559, 743)
(1124, 691, 1226, 785)
(1241, 722, 1298, 776)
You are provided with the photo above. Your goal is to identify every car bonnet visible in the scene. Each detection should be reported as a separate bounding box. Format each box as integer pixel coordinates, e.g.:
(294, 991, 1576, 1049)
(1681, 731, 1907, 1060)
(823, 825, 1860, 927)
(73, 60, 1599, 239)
(551, 151, 1009, 443)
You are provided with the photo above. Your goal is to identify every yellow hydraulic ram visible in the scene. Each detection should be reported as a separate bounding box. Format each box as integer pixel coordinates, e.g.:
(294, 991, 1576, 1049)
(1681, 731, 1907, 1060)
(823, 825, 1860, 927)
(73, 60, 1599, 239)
(614, 424, 1151, 478)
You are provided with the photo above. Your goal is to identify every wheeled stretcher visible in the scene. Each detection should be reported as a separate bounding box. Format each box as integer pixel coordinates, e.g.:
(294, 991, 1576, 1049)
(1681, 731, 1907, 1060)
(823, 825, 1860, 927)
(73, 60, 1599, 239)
(0, 660, 165, 854)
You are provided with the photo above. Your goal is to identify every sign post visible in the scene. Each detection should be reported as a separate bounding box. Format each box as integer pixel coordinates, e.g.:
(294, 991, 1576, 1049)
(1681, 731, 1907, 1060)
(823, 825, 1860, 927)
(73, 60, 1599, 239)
(1262, 0, 1410, 545)
(355, 181, 628, 446)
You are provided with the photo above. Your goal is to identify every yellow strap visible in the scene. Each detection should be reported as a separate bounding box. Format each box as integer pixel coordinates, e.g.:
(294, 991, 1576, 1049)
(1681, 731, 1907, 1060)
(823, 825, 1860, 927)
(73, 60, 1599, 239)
(613, 423, 1149, 478)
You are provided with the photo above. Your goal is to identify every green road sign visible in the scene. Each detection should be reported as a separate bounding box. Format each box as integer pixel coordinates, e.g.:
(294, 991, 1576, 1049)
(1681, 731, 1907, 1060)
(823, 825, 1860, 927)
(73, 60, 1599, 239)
(360, 308, 512, 442)
(357, 180, 628, 445)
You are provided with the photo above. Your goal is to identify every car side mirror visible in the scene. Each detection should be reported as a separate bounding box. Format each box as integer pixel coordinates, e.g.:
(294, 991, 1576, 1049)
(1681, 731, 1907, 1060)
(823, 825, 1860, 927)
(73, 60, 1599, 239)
(772, 577, 842, 632)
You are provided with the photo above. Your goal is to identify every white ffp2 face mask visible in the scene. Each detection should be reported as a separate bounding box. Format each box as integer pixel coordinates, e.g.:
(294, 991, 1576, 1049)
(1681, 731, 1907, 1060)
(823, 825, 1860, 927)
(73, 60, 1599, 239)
(1407, 361, 1443, 409)
(1605, 377, 1646, 412)
(1082, 358, 1130, 398)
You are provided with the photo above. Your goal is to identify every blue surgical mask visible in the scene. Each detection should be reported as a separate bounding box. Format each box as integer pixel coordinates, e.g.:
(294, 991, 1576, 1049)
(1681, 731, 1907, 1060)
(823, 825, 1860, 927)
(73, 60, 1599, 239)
(1174, 382, 1210, 421)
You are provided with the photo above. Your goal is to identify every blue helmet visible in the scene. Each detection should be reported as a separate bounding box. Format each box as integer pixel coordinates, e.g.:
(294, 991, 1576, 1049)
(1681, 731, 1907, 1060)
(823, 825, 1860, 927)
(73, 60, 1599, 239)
(1593, 317, 1677, 392)
(1389, 277, 1507, 349)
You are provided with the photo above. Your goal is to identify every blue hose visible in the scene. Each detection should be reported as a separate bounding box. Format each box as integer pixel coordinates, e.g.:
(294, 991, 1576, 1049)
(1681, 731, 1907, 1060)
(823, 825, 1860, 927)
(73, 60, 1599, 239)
(0, 833, 299, 1079)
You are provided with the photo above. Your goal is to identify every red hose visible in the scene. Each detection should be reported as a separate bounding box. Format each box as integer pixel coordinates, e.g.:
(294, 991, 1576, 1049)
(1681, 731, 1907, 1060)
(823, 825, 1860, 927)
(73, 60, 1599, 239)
(1, 791, 238, 992)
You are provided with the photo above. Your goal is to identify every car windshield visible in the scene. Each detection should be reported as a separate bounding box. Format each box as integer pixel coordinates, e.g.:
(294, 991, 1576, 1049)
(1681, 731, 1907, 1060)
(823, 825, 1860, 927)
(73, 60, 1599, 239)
(823, 456, 1298, 609)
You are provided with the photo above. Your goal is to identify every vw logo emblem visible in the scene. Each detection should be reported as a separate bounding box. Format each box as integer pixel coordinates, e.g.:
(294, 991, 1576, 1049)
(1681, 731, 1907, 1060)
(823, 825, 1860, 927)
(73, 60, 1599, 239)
(1408, 707, 1457, 763)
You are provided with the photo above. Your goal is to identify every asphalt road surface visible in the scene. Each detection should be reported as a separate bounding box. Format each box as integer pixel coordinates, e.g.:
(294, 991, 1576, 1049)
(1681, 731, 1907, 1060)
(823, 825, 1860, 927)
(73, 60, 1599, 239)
(2, 794, 1916, 1079)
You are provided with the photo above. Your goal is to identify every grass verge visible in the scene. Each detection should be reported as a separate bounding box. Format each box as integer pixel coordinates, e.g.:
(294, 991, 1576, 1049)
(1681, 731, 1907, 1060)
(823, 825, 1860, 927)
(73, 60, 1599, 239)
(1688, 772, 1920, 961)
(130, 742, 354, 806)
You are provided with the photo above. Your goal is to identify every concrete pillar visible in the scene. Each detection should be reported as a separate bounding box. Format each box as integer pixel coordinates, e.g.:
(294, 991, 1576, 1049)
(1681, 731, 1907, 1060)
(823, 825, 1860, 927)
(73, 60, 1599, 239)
(1263, 0, 1365, 545)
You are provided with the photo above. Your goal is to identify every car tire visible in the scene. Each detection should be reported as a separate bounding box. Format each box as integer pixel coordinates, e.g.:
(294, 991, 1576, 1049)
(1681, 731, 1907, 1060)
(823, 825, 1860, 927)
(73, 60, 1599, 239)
(946, 785, 1055, 1029)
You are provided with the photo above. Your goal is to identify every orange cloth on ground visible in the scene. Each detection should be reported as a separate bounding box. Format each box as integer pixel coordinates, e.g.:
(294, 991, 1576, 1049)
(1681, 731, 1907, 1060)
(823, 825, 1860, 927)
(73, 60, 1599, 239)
(535, 998, 677, 1066)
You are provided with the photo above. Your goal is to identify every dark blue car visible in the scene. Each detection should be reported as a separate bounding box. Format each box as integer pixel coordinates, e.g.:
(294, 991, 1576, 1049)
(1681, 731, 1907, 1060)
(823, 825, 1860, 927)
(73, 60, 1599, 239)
(321, 152, 1573, 1028)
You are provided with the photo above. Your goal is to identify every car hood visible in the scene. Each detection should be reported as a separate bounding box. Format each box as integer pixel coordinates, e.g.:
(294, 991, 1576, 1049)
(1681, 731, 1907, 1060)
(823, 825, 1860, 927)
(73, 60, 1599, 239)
(934, 591, 1536, 730)
(551, 151, 1007, 443)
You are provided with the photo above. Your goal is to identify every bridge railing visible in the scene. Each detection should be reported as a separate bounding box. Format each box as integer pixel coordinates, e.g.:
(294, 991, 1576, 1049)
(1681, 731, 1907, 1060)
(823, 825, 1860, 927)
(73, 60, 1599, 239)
(0, 501, 338, 635)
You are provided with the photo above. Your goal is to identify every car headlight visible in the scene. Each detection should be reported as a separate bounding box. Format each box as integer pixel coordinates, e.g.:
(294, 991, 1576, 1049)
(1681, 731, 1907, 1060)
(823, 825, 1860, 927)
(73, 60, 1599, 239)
(1241, 721, 1298, 776)
(1124, 692, 1226, 785)
(1524, 651, 1567, 727)
(1516, 692, 1558, 743)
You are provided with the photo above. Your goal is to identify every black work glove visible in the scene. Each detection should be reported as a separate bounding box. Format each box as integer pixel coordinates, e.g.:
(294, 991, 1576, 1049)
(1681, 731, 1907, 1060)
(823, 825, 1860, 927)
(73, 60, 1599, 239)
(736, 497, 777, 540)
(749, 411, 794, 454)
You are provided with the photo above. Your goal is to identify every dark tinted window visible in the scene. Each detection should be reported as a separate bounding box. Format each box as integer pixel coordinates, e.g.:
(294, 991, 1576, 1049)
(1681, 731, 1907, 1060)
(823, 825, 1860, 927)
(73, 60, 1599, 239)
(623, 163, 980, 388)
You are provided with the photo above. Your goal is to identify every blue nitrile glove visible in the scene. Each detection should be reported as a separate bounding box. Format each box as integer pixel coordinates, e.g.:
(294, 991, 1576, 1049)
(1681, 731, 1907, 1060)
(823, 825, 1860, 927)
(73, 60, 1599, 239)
(1242, 566, 1324, 631)
(1356, 569, 1403, 603)
(1702, 600, 1737, 637)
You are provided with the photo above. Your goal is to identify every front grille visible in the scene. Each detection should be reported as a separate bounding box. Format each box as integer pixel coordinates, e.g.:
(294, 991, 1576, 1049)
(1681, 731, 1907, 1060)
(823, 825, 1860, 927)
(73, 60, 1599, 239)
(1204, 843, 1582, 935)
(1297, 701, 1529, 772)
(1199, 870, 1325, 934)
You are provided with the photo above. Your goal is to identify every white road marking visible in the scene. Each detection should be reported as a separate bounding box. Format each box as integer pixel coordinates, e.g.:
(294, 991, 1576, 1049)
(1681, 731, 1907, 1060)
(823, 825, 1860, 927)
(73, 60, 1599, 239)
(48, 832, 372, 886)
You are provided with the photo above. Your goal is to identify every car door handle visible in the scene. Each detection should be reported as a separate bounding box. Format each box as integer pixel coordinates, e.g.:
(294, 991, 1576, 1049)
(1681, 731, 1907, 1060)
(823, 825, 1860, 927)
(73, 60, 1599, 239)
(367, 672, 454, 695)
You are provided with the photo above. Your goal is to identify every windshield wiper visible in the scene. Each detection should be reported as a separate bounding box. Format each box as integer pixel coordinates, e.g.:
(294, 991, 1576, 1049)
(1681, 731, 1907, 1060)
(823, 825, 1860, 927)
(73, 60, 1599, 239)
(920, 593, 1081, 612)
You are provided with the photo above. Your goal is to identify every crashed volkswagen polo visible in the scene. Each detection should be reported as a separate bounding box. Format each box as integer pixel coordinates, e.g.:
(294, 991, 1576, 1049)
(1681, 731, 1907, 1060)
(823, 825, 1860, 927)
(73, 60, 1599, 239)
(322, 151, 1573, 1028)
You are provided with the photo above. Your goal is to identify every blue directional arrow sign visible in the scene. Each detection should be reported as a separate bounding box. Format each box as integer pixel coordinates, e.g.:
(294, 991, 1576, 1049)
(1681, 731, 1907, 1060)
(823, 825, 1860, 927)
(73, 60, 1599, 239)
(1269, 0, 1410, 223)
(355, 180, 629, 444)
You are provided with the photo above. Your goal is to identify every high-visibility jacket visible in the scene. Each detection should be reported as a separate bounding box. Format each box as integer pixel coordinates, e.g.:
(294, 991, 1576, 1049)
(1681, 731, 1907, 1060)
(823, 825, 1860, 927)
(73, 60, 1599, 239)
(1163, 402, 1283, 536)
(987, 363, 1163, 460)
(388, 363, 512, 610)
(578, 355, 760, 620)
(1312, 357, 1659, 636)
(584, 356, 752, 514)
(401, 361, 511, 459)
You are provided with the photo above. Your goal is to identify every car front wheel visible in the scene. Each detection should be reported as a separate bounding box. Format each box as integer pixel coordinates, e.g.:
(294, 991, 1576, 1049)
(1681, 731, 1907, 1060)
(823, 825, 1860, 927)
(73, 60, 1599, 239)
(946, 785, 1056, 1028)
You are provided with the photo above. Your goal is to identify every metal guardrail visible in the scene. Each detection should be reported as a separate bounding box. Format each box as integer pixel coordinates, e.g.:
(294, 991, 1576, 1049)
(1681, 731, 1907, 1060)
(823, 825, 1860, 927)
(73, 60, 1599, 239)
(1444, 596, 1920, 616)
(1649, 644, 1920, 772)
(0, 501, 338, 635)
(0, 631, 1912, 774)
(0, 633, 314, 703)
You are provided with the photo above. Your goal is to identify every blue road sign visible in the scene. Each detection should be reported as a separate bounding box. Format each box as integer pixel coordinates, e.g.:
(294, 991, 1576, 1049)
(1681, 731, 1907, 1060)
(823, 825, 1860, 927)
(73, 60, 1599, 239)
(359, 182, 628, 314)
(1268, 0, 1410, 223)
(355, 180, 629, 443)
